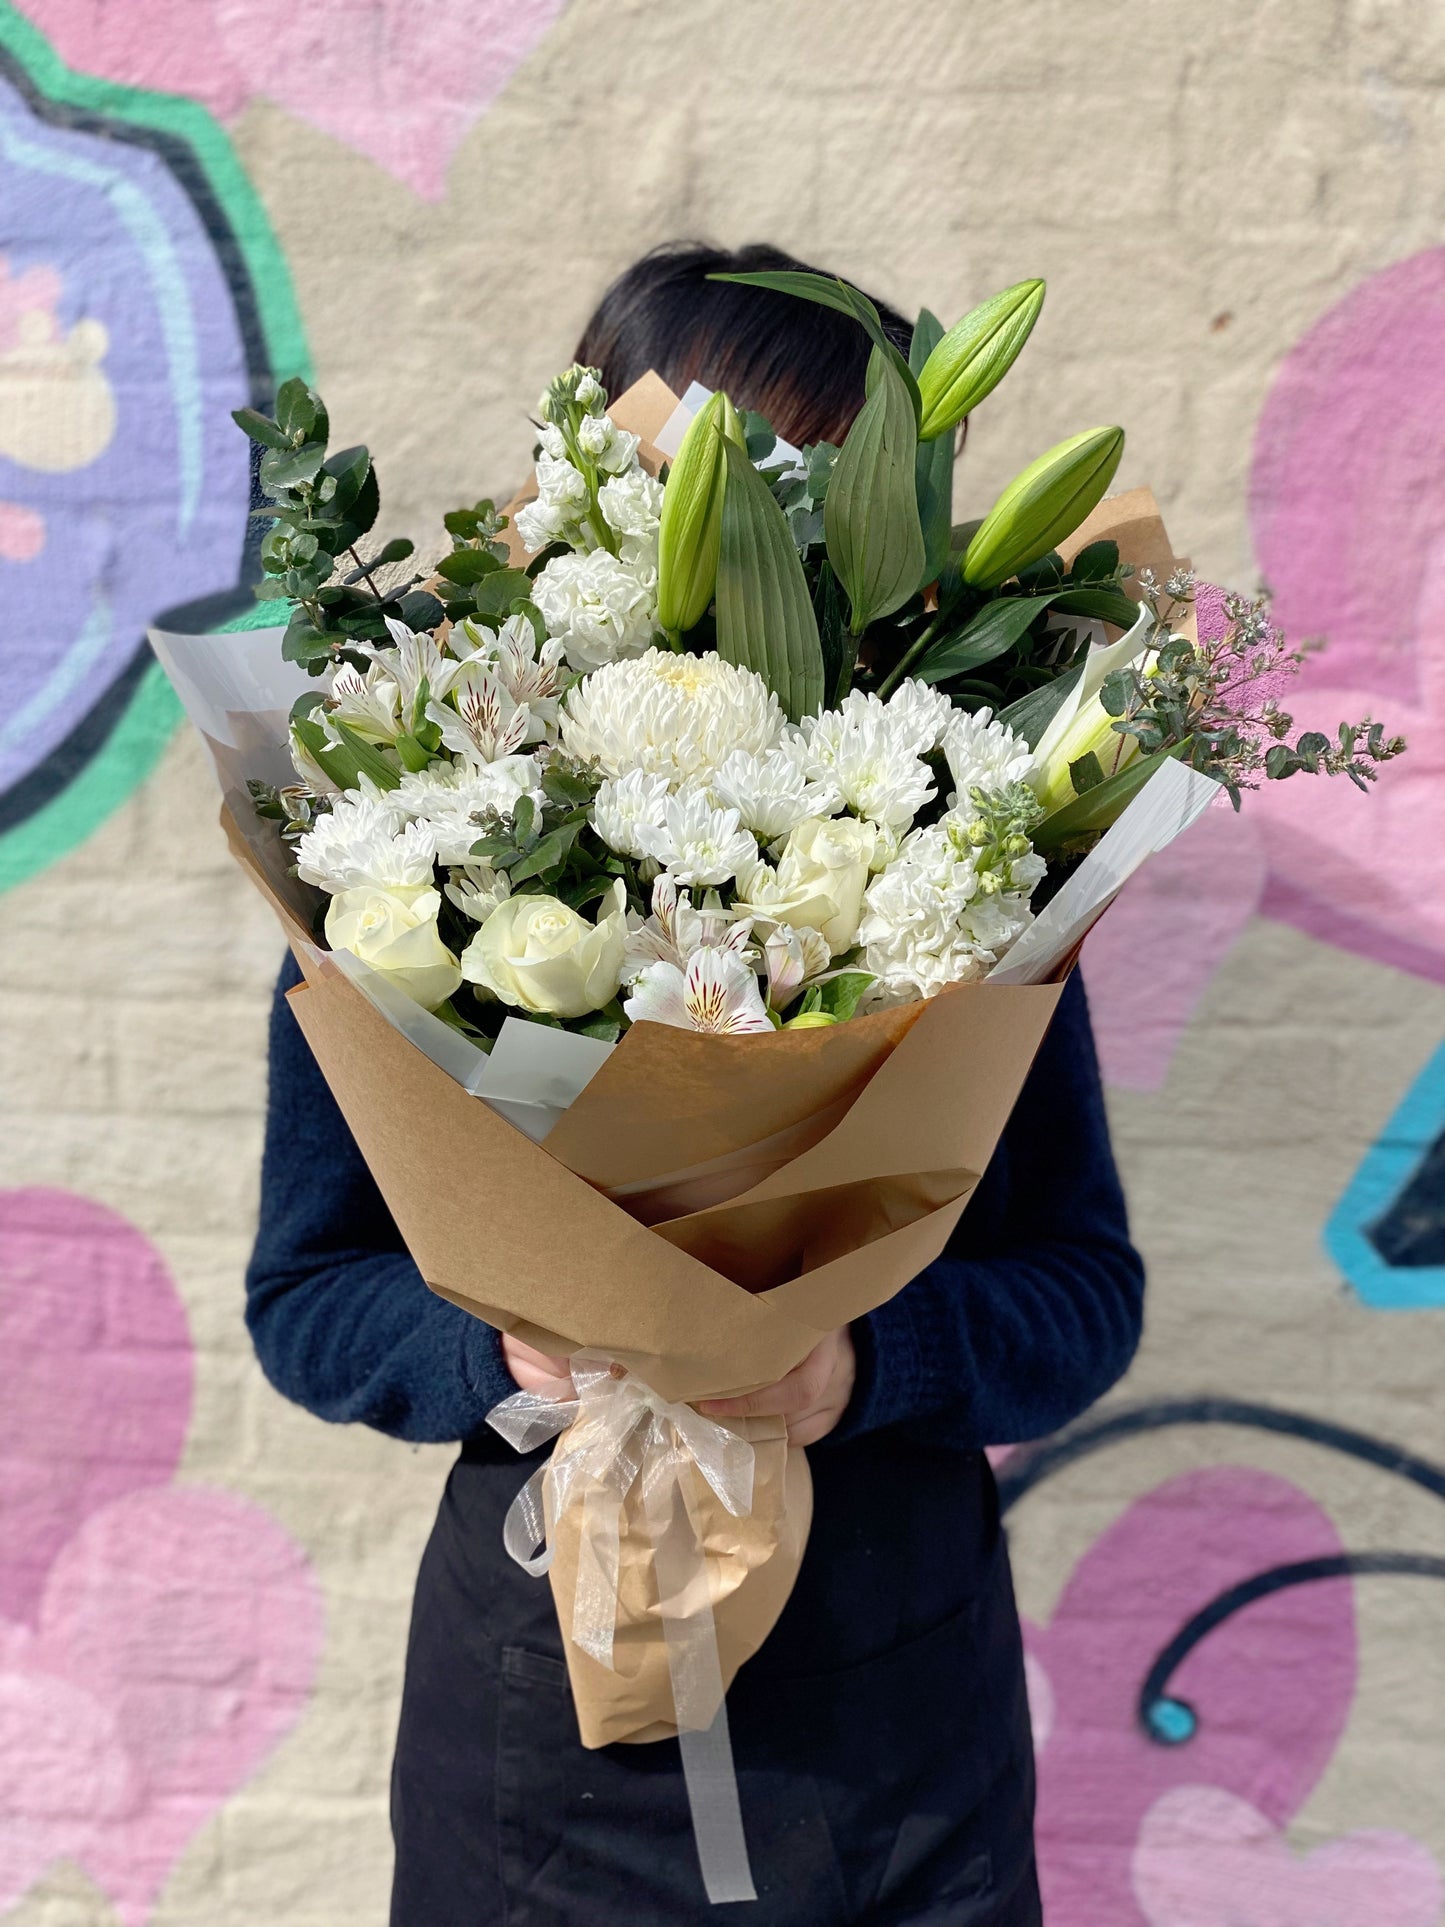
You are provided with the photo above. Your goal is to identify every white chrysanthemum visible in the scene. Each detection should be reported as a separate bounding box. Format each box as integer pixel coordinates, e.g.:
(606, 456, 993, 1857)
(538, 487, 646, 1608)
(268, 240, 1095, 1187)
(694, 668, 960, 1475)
(623, 874, 754, 981)
(940, 706, 1033, 800)
(624, 948, 771, 1035)
(857, 812, 1042, 1006)
(789, 700, 935, 830)
(561, 649, 786, 789)
(592, 768, 672, 859)
(881, 679, 955, 757)
(393, 756, 541, 863)
(531, 548, 658, 672)
(444, 861, 512, 924)
(453, 614, 566, 742)
(634, 787, 758, 889)
(294, 789, 437, 894)
(709, 747, 839, 840)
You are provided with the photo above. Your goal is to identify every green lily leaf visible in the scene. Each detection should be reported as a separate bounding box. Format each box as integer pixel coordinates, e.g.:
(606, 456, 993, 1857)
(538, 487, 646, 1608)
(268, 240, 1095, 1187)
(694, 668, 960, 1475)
(825, 348, 927, 637)
(716, 437, 825, 723)
(910, 306, 954, 584)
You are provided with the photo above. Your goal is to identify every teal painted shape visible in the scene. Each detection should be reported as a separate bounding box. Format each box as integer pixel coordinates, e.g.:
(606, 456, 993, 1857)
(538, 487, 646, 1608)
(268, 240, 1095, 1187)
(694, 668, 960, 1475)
(1324, 1041, 1445, 1310)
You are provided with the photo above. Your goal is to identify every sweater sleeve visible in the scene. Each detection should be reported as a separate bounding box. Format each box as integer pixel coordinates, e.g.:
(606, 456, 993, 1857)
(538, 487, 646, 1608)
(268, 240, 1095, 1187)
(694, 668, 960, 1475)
(245, 953, 516, 1442)
(834, 971, 1144, 1451)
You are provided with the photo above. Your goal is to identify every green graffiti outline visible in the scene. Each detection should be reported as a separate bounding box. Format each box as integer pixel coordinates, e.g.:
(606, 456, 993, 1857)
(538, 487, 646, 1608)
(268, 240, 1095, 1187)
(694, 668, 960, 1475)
(0, 1, 308, 891)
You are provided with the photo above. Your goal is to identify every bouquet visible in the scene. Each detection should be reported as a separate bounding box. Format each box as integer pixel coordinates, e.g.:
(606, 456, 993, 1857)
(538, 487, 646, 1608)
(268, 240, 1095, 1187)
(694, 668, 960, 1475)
(151, 270, 1401, 1904)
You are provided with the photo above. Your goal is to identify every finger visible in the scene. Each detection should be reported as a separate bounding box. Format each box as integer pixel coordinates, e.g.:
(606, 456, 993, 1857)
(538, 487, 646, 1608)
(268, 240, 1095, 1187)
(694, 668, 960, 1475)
(697, 1349, 829, 1421)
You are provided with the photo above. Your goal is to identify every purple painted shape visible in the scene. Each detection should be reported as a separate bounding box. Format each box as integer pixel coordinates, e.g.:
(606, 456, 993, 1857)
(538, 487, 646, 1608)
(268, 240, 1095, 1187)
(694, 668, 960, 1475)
(1025, 1468, 1357, 1926)
(0, 73, 252, 796)
(0, 1188, 191, 1627)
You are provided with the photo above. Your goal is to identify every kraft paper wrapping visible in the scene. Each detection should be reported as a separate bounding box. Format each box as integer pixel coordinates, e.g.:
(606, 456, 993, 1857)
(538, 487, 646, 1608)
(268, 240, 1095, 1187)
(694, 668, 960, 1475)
(203, 381, 1191, 1748)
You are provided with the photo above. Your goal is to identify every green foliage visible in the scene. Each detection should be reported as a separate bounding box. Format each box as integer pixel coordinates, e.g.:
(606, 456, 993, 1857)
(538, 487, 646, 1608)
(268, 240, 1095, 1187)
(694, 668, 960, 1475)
(910, 307, 954, 584)
(716, 438, 825, 723)
(825, 349, 927, 636)
(710, 267, 919, 410)
(916, 279, 1045, 442)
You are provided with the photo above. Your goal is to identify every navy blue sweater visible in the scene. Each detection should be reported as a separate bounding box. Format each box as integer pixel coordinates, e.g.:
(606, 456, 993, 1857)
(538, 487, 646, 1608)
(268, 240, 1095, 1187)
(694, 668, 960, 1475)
(247, 957, 1144, 1454)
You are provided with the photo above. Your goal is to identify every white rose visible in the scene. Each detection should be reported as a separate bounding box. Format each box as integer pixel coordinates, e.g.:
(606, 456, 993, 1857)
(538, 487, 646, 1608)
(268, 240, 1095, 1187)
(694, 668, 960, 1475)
(325, 883, 461, 1011)
(460, 880, 627, 1020)
(734, 814, 878, 956)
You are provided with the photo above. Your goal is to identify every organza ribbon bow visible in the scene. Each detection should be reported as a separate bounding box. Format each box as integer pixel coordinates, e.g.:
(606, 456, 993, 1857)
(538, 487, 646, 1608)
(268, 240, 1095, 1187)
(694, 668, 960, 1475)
(488, 1354, 758, 1905)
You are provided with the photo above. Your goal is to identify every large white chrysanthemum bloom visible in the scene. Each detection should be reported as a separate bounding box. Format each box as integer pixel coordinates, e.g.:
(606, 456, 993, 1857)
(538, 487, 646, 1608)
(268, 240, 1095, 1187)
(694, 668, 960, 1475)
(633, 787, 758, 889)
(561, 650, 786, 790)
(393, 757, 541, 864)
(531, 548, 658, 673)
(294, 789, 437, 894)
(940, 706, 1033, 801)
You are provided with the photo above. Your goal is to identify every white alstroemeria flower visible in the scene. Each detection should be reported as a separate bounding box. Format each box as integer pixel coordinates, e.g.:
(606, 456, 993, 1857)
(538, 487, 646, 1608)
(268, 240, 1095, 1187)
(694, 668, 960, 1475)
(562, 650, 785, 788)
(940, 706, 1033, 802)
(634, 788, 758, 889)
(294, 789, 437, 894)
(624, 947, 772, 1035)
(531, 548, 658, 673)
(444, 861, 512, 924)
(371, 617, 463, 714)
(790, 700, 935, 830)
(393, 756, 541, 863)
(763, 923, 831, 1010)
(623, 873, 754, 981)
(327, 661, 403, 744)
(592, 768, 672, 859)
(430, 659, 531, 766)
(454, 614, 566, 742)
(709, 747, 840, 841)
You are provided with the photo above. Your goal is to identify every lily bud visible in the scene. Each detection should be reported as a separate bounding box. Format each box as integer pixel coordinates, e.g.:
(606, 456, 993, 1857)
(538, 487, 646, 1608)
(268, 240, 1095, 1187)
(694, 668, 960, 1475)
(961, 426, 1125, 590)
(657, 391, 742, 635)
(916, 279, 1045, 442)
(784, 1011, 838, 1029)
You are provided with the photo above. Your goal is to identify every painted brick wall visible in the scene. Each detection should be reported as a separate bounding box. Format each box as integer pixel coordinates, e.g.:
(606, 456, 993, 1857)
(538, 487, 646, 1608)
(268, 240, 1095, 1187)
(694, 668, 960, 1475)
(2, 3, 1443, 1923)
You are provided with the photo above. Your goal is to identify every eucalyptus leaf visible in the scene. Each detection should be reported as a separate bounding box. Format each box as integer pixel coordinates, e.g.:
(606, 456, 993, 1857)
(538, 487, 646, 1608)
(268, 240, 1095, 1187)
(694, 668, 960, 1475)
(232, 407, 290, 451)
(825, 349, 927, 637)
(1068, 750, 1106, 793)
(716, 437, 824, 723)
(1069, 539, 1121, 583)
(260, 441, 326, 492)
(472, 567, 532, 621)
(435, 547, 504, 585)
(509, 821, 582, 885)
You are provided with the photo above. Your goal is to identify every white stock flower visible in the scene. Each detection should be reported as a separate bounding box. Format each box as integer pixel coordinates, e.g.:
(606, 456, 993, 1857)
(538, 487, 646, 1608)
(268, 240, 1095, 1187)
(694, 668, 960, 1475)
(514, 452, 590, 553)
(709, 747, 839, 840)
(294, 789, 437, 894)
(324, 884, 460, 1011)
(624, 948, 772, 1035)
(592, 768, 672, 859)
(790, 694, 936, 830)
(733, 814, 878, 956)
(460, 880, 627, 1020)
(430, 658, 531, 765)
(453, 614, 566, 742)
(857, 812, 1041, 1006)
(622, 873, 753, 981)
(634, 788, 757, 888)
(577, 411, 641, 474)
(393, 756, 541, 863)
(531, 548, 657, 672)
(940, 706, 1033, 800)
(597, 467, 663, 565)
(562, 650, 785, 789)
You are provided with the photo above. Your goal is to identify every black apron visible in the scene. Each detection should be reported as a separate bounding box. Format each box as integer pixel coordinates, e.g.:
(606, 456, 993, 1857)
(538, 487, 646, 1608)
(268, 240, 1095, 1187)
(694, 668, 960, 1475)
(390, 1425, 1041, 1926)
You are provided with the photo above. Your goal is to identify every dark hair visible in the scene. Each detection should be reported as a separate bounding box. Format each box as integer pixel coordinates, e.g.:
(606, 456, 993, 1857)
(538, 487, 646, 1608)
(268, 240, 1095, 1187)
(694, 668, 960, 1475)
(574, 242, 914, 448)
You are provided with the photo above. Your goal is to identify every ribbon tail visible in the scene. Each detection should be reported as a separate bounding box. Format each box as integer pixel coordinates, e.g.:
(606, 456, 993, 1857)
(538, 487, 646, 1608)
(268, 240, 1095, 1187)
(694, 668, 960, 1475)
(642, 1470, 756, 1905)
(501, 1465, 554, 1577)
(572, 1483, 623, 1668)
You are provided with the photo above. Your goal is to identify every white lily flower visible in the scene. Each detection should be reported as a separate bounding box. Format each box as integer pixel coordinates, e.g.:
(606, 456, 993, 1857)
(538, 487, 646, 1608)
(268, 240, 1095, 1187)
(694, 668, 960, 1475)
(624, 947, 772, 1035)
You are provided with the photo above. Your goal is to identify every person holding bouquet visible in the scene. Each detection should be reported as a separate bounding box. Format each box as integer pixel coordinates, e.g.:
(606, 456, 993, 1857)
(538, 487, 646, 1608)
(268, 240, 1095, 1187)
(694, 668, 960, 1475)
(246, 244, 1147, 1927)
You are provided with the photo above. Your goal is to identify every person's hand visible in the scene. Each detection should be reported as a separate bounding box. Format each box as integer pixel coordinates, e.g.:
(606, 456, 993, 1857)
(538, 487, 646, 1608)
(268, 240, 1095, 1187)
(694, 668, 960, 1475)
(696, 1328, 856, 1447)
(502, 1332, 574, 1397)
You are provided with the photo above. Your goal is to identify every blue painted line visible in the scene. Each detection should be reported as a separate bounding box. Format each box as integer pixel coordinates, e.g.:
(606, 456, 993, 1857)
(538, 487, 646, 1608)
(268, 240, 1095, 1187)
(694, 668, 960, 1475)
(1323, 1041, 1445, 1311)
